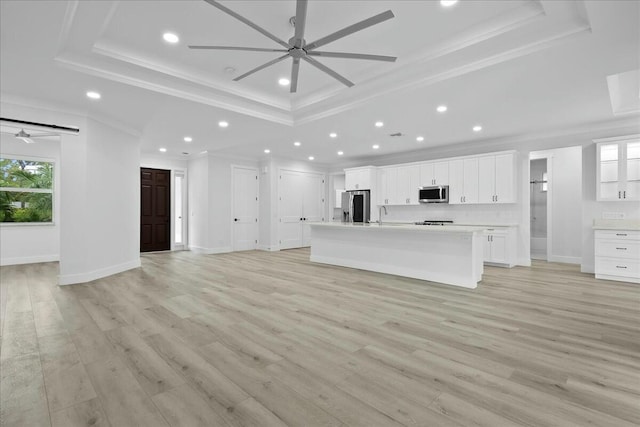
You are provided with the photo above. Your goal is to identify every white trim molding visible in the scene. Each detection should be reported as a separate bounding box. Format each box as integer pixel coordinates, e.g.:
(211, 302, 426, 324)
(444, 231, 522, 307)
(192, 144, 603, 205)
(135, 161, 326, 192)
(58, 258, 141, 285)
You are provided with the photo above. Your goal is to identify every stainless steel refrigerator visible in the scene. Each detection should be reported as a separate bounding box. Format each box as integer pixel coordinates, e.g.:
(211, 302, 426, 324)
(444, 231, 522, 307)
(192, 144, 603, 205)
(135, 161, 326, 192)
(341, 190, 370, 223)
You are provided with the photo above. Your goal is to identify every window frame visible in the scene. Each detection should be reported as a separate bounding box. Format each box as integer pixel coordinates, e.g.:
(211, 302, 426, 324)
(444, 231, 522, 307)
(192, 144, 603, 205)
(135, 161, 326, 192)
(0, 154, 56, 226)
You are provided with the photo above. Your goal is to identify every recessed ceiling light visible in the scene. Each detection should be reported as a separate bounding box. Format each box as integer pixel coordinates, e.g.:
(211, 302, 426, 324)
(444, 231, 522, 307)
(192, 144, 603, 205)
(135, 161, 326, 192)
(473, 125, 483, 132)
(329, 132, 337, 138)
(416, 136, 425, 142)
(183, 136, 193, 142)
(86, 91, 101, 100)
(372, 144, 380, 150)
(337, 151, 344, 156)
(219, 121, 229, 128)
(278, 78, 290, 86)
(264, 149, 271, 154)
(159, 148, 167, 152)
(375, 121, 384, 128)
(293, 141, 301, 146)
(440, 0, 458, 7)
(437, 105, 448, 113)
(308, 156, 315, 161)
(163, 32, 179, 44)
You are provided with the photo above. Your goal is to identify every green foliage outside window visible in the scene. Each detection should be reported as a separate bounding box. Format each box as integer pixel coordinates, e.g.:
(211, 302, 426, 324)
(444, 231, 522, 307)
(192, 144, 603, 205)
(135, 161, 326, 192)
(0, 158, 54, 223)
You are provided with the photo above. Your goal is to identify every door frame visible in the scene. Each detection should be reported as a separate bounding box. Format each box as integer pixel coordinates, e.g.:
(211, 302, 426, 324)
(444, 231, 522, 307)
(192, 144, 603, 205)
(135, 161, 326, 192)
(172, 169, 188, 251)
(231, 165, 259, 251)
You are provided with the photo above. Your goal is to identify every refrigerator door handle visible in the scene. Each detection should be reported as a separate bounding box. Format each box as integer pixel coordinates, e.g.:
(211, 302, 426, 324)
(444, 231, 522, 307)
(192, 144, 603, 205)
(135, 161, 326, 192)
(349, 193, 354, 223)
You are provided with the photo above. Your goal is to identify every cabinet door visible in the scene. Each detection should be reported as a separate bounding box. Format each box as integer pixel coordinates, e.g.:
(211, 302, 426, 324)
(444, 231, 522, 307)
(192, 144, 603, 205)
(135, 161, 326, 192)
(624, 141, 640, 200)
(397, 165, 419, 204)
(433, 161, 449, 185)
(489, 234, 507, 263)
(378, 167, 393, 204)
(597, 143, 621, 201)
(494, 153, 515, 203)
(448, 159, 464, 204)
(386, 167, 398, 204)
(483, 233, 492, 262)
(478, 156, 496, 204)
(345, 170, 357, 191)
(463, 158, 479, 203)
(419, 163, 434, 186)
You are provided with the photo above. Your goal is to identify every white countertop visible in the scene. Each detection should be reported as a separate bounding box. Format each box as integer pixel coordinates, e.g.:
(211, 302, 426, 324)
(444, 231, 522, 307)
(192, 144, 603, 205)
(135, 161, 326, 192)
(309, 222, 486, 233)
(376, 221, 518, 228)
(592, 219, 640, 231)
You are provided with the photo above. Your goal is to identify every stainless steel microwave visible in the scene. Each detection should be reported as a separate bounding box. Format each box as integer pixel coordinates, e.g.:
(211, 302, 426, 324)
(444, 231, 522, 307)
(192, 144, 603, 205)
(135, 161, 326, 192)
(419, 185, 449, 203)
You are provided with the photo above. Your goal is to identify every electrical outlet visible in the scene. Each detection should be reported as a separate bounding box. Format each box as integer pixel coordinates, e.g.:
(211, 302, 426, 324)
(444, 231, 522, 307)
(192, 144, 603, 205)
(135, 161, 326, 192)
(602, 212, 625, 219)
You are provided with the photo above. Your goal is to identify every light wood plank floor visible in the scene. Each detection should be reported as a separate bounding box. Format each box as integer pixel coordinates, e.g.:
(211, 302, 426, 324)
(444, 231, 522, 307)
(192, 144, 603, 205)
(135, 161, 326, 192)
(1, 249, 639, 426)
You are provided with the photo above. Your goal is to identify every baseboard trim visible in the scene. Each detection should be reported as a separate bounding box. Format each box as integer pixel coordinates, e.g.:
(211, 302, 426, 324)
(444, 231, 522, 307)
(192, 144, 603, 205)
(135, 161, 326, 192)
(581, 264, 595, 274)
(548, 255, 581, 264)
(0, 254, 59, 266)
(257, 244, 280, 252)
(58, 258, 141, 286)
(517, 257, 532, 267)
(189, 245, 233, 255)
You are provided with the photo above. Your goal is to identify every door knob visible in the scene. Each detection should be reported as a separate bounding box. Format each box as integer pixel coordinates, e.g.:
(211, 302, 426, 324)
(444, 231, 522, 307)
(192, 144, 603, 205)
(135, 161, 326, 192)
(234, 218, 238, 222)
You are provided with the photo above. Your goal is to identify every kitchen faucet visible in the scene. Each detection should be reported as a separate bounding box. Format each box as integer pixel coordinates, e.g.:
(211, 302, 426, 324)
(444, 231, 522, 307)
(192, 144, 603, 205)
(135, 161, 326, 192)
(379, 205, 387, 225)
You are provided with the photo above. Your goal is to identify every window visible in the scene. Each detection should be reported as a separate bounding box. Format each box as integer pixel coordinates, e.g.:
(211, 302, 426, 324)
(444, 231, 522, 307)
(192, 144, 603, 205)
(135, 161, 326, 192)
(0, 157, 54, 223)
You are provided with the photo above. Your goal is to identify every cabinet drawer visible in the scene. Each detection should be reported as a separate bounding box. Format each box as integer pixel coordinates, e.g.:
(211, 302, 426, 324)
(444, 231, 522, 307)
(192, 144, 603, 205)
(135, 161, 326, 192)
(595, 240, 640, 259)
(595, 257, 640, 278)
(595, 230, 640, 241)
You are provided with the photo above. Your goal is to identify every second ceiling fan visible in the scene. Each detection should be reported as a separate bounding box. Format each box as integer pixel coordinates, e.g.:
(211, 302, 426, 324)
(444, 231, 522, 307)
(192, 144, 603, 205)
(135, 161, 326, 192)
(190, 0, 397, 93)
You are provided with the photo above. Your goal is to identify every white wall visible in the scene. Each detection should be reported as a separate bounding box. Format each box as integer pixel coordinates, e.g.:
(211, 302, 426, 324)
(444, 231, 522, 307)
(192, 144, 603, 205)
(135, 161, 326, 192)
(0, 133, 61, 265)
(187, 155, 209, 251)
(1, 100, 142, 284)
(187, 153, 258, 253)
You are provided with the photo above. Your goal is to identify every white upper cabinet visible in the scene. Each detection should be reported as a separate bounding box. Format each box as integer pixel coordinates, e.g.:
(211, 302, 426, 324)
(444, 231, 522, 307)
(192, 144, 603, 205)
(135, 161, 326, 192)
(378, 166, 398, 205)
(478, 152, 516, 204)
(397, 165, 420, 205)
(345, 166, 375, 191)
(596, 136, 640, 201)
(449, 158, 479, 204)
(419, 161, 449, 186)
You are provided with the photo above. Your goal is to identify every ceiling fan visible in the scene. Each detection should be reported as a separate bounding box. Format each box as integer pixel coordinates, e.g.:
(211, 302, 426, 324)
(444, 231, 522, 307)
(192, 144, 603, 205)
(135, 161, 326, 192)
(14, 129, 57, 144)
(190, 0, 397, 93)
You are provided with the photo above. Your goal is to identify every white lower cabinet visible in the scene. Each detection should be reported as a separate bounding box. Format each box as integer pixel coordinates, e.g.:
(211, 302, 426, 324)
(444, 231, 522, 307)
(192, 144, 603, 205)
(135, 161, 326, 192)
(595, 229, 640, 283)
(483, 227, 517, 267)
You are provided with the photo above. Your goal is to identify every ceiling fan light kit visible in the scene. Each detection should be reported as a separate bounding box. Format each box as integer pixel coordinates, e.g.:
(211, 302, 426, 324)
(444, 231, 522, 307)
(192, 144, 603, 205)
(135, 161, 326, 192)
(14, 129, 57, 144)
(190, 0, 397, 93)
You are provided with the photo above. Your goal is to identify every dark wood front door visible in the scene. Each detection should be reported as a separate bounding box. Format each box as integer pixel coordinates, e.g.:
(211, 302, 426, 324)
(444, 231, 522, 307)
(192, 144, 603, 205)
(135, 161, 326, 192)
(140, 168, 171, 252)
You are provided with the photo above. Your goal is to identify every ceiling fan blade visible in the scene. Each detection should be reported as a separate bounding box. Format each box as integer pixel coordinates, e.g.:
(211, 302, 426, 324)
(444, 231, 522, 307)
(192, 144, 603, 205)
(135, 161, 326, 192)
(233, 54, 291, 81)
(17, 137, 36, 144)
(203, 0, 291, 49)
(189, 45, 289, 53)
(290, 57, 301, 93)
(305, 10, 394, 51)
(302, 56, 353, 88)
(307, 51, 396, 62)
(292, 0, 308, 48)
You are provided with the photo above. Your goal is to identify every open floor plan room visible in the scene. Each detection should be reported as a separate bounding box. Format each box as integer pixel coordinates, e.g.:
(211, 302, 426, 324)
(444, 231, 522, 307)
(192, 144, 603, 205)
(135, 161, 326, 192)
(2, 249, 639, 427)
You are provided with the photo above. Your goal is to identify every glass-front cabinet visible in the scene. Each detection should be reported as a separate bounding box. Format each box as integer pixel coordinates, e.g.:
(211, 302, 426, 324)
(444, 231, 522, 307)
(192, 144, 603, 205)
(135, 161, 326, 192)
(596, 135, 640, 201)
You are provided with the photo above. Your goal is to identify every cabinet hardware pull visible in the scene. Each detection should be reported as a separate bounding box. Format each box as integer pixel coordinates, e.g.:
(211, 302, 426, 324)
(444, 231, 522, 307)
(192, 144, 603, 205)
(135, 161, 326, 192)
(618, 191, 621, 199)
(616, 233, 627, 236)
(624, 191, 626, 198)
(616, 247, 627, 250)
(616, 266, 627, 269)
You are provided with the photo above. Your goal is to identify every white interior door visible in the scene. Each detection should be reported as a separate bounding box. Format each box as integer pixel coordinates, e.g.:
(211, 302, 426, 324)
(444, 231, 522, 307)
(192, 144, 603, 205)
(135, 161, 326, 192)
(302, 173, 325, 246)
(232, 166, 258, 251)
(279, 170, 303, 249)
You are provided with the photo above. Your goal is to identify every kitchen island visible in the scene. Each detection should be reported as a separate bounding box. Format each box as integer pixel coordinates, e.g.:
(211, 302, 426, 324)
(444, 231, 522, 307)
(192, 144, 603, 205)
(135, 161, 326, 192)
(309, 222, 485, 288)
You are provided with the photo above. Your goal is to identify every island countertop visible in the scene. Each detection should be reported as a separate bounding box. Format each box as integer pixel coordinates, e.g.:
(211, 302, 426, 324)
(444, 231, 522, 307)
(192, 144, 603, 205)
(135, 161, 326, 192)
(308, 222, 486, 233)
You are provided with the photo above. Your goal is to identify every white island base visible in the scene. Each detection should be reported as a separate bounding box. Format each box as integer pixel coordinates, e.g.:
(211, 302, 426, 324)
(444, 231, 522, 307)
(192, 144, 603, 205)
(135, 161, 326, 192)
(309, 223, 485, 289)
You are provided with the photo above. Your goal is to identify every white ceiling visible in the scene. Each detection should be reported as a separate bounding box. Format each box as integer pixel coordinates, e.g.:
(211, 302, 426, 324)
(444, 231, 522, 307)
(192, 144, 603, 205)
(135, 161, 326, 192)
(1, 0, 638, 165)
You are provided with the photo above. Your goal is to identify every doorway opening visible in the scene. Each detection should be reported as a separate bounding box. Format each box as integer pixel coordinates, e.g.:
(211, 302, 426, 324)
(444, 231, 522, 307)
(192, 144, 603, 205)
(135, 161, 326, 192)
(530, 158, 549, 260)
(140, 167, 171, 252)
